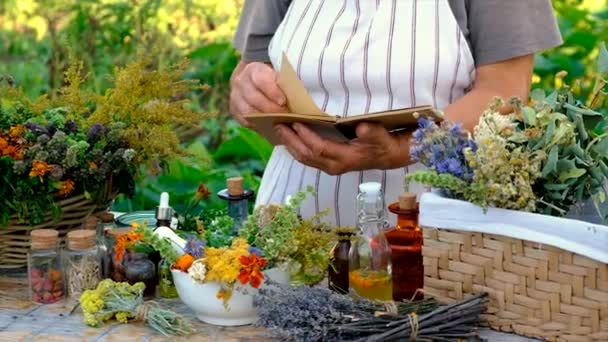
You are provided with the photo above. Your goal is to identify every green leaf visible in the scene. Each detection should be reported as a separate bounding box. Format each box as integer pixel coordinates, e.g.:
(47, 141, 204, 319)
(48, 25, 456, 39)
(530, 88, 545, 103)
(592, 138, 608, 157)
(213, 128, 273, 163)
(542, 145, 559, 177)
(598, 41, 608, 74)
(546, 91, 558, 108)
(543, 183, 569, 191)
(522, 107, 537, 126)
(558, 166, 587, 182)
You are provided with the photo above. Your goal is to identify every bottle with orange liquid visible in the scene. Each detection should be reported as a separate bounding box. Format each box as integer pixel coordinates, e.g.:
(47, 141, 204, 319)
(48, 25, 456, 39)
(385, 192, 423, 301)
(348, 182, 392, 301)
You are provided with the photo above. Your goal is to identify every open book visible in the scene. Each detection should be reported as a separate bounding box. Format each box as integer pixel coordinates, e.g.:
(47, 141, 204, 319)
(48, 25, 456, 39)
(244, 53, 443, 145)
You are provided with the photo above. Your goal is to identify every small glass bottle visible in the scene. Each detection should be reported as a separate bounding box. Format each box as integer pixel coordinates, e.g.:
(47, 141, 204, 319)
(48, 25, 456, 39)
(218, 177, 254, 233)
(158, 258, 178, 298)
(349, 182, 393, 301)
(328, 228, 355, 294)
(106, 228, 131, 282)
(125, 253, 156, 299)
(28, 229, 65, 304)
(385, 192, 424, 301)
(64, 230, 101, 299)
(97, 212, 115, 279)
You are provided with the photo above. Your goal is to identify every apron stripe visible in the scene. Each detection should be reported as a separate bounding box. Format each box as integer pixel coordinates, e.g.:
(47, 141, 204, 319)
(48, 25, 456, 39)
(334, 0, 361, 226)
(386, 0, 396, 110)
(432, 0, 440, 109)
(285, 0, 314, 54)
(410, 0, 418, 106)
(449, 26, 462, 104)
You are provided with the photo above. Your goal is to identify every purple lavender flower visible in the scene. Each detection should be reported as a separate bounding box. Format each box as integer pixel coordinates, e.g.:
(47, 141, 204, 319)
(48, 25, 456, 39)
(184, 237, 205, 258)
(65, 120, 78, 133)
(25, 122, 48, 136)
(248, 246, 264, 257)
(87, 123, 105, 142)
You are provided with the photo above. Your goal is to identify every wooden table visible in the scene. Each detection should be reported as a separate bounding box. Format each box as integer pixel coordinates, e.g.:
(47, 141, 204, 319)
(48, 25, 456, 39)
(0, 271, 536, 342)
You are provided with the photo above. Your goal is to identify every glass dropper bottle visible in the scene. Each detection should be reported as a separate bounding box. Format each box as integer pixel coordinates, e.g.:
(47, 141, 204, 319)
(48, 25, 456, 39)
(218, 177, 254, 234)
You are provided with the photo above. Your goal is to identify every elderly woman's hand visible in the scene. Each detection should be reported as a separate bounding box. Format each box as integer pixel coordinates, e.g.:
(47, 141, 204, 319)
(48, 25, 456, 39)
(229, 61, 289, 128)
(274, 122, 411, 175)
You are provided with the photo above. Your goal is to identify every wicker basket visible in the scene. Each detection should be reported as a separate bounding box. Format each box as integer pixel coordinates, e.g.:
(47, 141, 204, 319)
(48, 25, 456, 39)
(0, 182, 115, 269)
(420, 193, 608, 342)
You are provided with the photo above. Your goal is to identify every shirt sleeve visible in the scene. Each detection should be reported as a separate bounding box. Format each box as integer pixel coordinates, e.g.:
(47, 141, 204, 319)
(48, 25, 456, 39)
(467, 0, 563, 66)
(233, 0, 291, 62)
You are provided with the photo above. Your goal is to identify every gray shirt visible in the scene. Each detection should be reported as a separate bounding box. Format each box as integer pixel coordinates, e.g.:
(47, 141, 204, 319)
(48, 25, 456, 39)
(234, 0, 562, 66)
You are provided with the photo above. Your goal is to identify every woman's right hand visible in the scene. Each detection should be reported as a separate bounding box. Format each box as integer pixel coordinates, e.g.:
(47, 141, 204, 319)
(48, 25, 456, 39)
(229, 61, 288, 128)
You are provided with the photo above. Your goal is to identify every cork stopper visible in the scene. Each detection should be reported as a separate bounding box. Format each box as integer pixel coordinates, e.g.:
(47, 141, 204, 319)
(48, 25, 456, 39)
(98, 212, 115, 223)
(399, 192, 417, 210)
(227, 177, 244, 196)
(67, 230, 96, 250)
(83, 215, 99, 230)
(30, 229, 59, 250)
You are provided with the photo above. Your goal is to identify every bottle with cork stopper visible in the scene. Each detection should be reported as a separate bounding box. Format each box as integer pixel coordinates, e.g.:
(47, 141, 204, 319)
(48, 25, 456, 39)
(64, 229, 101, 299)
(385, 192, 423, 301)
(28, 229, 65, 304)
(218, 176, 254, 233)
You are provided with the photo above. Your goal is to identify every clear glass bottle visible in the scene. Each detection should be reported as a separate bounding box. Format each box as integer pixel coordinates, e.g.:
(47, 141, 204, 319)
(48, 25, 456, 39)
(64, 230, 101, 299)
(105, 228, 131, 282)
(28, 229, 65, 304)
(158, 258, 178, 298)
(348, 182, 393, 301)
(385, 192, 423, 301)
(125, 253, 156, 299)
(218, 176, 254, 233)
(97, 212, 116, 279)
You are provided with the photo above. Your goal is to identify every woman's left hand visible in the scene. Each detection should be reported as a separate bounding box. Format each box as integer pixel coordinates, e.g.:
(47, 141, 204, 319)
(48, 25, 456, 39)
(274, 122, 411, 175)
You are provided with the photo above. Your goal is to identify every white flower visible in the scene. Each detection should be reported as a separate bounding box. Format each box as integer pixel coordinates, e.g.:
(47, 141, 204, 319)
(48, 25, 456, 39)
(188, 259, 207, 283)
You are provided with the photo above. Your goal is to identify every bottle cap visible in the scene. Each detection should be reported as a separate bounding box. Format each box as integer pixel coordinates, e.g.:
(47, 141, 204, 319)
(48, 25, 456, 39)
(30, 229, 59, 250)
(359, 182, 382, 203)
(399, 192, 417, 210)
(67, 229, 96, 250)
(155, 192, 174, 221)
(227, 177, 244, 196)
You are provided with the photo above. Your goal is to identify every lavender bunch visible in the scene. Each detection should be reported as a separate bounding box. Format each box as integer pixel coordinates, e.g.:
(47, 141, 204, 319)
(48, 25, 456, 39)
(410, 118, 476, 181)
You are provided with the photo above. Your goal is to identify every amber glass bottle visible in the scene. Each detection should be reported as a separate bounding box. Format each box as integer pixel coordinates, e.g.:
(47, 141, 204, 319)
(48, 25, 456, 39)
(385, 192, 423, 301)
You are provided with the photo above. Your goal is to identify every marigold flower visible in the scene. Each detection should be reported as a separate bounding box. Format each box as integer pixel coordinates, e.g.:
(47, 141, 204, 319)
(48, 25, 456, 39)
(196, 183, 211, 200)
(174, 254, 195, 272)
(238, 254, 267, 288)
(58, 179, 75, 197)
(9, 125, 24, 138)
(29, 160, 53, 181)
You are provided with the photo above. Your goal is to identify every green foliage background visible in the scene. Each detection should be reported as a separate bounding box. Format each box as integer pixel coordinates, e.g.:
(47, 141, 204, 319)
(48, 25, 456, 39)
(0, 0, 606, 214)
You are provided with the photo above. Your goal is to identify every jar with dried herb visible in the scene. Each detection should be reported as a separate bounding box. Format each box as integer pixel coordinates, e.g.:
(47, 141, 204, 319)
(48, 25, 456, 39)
(328, 227, 355, 294)
(64, 230, 101, 299)
(28, 229, 65, 304)
(125, 253, 156, 299)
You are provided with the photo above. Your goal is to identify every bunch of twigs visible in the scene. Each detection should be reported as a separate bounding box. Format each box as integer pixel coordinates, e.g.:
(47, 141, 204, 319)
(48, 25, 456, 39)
(254, 282, 488, 342)
(335, 292, 488, 341)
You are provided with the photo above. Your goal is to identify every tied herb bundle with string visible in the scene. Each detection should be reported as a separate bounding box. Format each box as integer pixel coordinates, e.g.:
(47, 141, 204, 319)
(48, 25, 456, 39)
(79, 279, 193, 336)
(254, 282, 487, 342)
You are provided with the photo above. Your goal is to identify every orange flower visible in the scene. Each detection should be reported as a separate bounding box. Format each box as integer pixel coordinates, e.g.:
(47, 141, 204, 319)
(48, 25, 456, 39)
(196, 183, 211, 200)
(0, 136, 7, 150)
(29, 160, 53, 181)
(58, 179, 75, 197)
(88, 161, 98, 169)
(238, 254, 267, 288)
(173, 254, 195, 272)
(113, 228, 143, 263)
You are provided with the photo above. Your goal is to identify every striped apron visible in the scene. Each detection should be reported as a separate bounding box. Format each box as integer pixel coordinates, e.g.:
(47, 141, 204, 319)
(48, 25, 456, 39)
(256, 0, 476, 227)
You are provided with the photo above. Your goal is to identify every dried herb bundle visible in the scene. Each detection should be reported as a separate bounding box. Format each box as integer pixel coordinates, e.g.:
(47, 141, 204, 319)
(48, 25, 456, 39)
(254, 283, 487, 342)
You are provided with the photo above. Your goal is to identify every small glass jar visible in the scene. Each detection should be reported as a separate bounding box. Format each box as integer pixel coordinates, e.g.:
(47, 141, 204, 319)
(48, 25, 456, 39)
(105, 228, 131, 282)
(28, 229, 65, 304)
(125, 253, 156, 298)
(64, 230, 101, 299)
(158, 258, 178, 298)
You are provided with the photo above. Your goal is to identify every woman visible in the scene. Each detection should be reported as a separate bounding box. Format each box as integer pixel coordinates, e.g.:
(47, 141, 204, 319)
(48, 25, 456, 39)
(230, 0, 562, 227)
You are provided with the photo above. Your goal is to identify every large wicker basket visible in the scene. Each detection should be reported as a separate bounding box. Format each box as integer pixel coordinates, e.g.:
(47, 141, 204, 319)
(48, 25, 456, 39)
(420, 192, 608, 342)
(0, 181, 115, 269)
